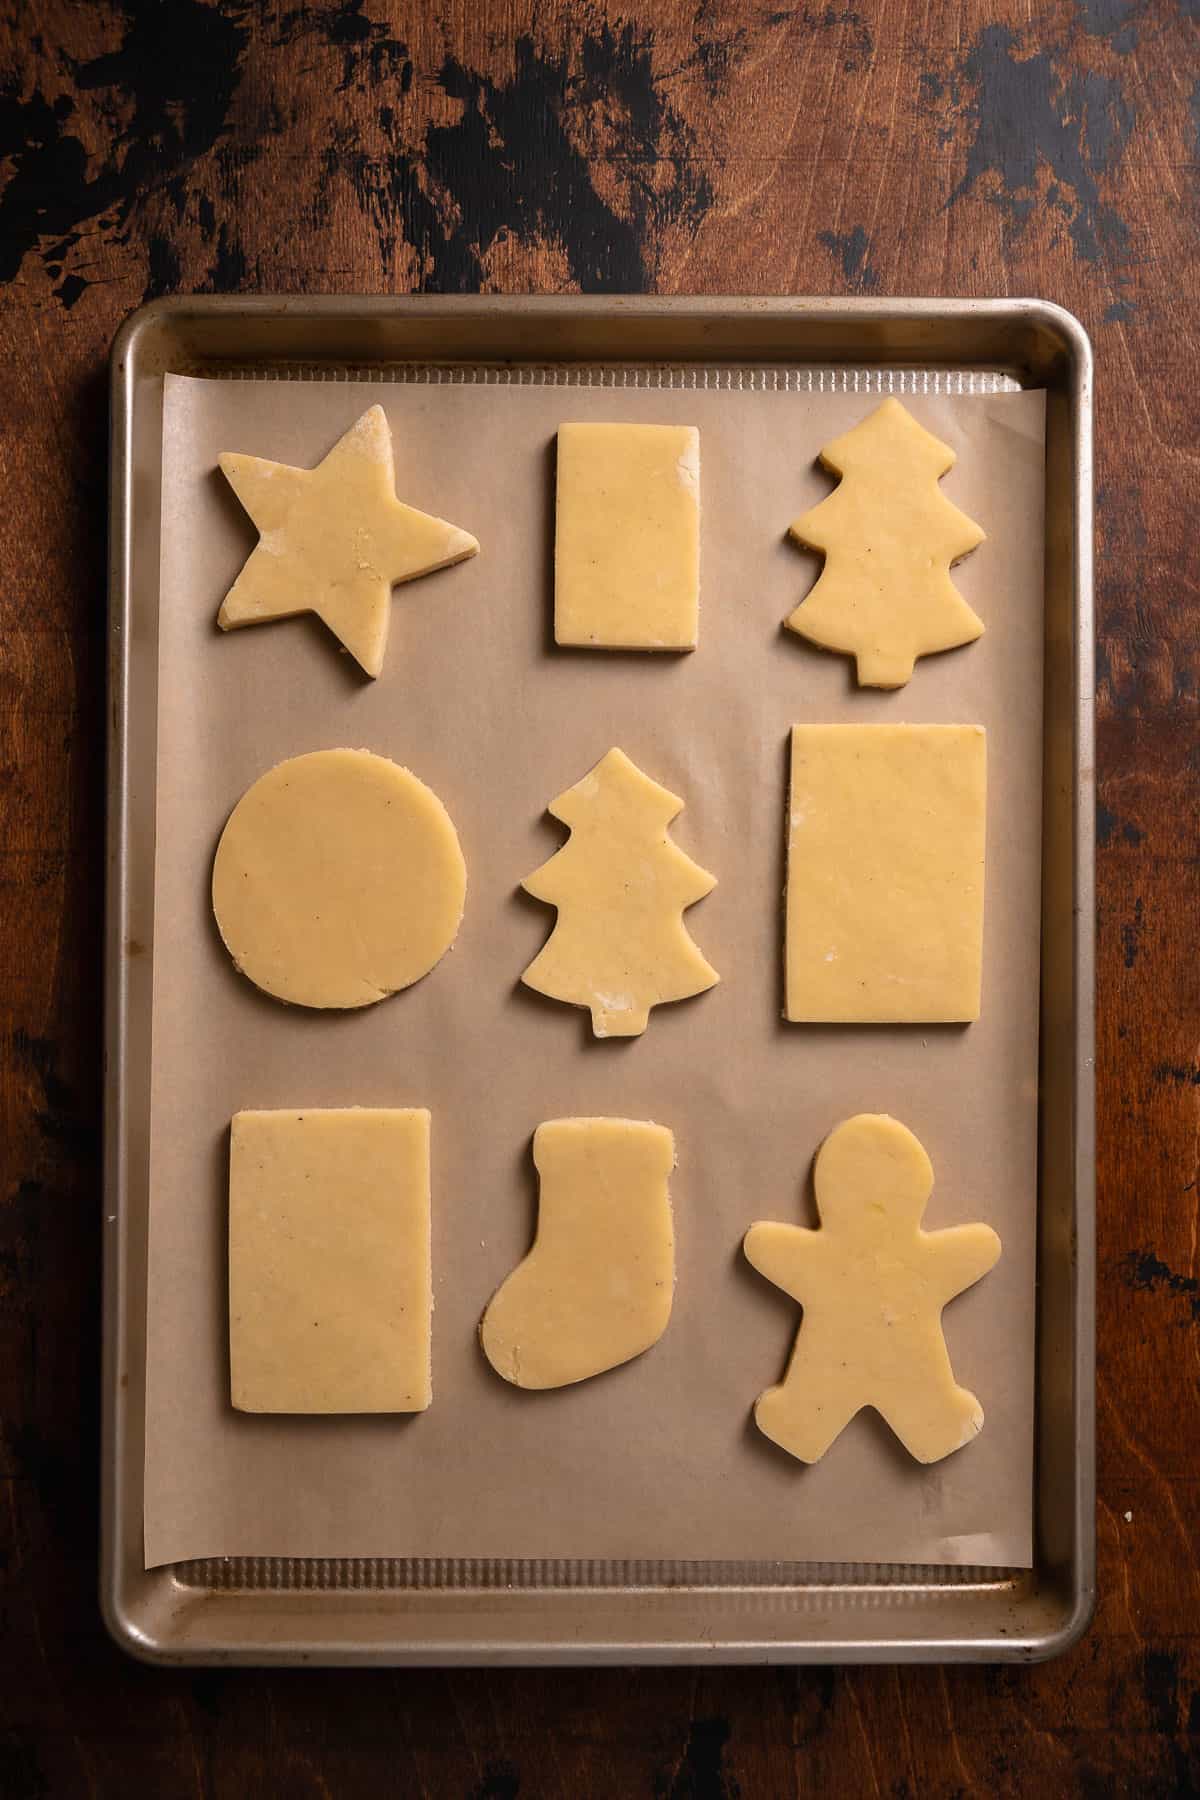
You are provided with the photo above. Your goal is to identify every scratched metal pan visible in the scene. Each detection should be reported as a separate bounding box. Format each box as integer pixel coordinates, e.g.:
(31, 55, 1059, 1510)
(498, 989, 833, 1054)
(103, 296, 1094, 1665)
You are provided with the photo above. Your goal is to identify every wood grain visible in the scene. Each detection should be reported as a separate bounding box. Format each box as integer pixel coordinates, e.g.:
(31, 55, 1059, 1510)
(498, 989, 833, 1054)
(1, 0, 1197, 1792)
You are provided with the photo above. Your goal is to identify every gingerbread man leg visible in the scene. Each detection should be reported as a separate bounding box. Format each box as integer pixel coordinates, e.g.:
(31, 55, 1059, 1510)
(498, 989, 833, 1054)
(754, 1360, 865, 1464)
(874, 1374, 984, 1465)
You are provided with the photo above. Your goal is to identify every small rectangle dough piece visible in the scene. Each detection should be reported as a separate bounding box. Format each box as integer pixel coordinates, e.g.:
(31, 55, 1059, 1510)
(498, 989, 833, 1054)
(555, 422, 700, 649)
(786, 724, 987, 1023)
(229, 1107, 431, 1412)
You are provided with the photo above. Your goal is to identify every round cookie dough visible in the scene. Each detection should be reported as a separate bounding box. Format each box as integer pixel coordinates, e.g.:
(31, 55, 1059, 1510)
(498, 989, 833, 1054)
(213, 749, 466, 1009)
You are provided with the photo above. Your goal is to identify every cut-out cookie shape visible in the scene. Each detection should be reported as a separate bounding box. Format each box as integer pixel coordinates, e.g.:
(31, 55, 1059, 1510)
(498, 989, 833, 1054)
(520, 747, 718, 1037)
(480, 1118, 675, 1388)
(786, 724, 986, 1024)
(229, 1107, 432, 1413)
(213, 748, 466, 1009)
(218, 404, 478, 677)
(744, 1113, 1001, 1464)
(555, 422, 700, 649)
(784, 397, 985, 687)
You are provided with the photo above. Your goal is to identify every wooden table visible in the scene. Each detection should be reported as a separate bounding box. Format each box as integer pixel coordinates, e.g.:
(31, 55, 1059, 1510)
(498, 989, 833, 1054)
(1, 2, 1194, 1791)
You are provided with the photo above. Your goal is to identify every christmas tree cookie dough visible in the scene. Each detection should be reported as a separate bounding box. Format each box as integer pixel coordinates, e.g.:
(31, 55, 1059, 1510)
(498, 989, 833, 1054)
(785, 397, 985, 687)
(555, 422, 700, 649)
(786, 724, 986, 1023)
(213, 749, 466, 1010)
(744, 1114, 1001, 1463)
(229, 1108, 432, 1413)
(480, 1118, 676, 1388)
(218, 404, 478, 677)
(521, 747, 718, 1037)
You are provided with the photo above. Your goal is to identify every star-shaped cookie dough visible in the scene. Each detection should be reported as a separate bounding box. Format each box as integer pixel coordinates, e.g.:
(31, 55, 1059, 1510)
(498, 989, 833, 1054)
(217, 404, 479, 677)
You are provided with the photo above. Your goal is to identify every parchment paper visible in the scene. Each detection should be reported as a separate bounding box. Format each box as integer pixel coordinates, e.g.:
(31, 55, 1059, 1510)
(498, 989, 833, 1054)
(145, 370, 1045, 1569)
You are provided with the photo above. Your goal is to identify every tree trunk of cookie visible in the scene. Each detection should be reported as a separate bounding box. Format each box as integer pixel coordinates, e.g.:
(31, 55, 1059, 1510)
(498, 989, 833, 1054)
(855, 647, 915, 687)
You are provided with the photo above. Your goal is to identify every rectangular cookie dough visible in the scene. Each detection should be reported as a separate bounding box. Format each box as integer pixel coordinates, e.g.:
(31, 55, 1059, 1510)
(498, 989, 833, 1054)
(785, 724, 987, 1023)
(555, 422, 700, 649)
(229, 1107, 431, 1413)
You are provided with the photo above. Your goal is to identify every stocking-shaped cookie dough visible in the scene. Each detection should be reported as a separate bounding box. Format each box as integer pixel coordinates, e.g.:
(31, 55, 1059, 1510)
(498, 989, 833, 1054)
(785, 397, 985, 687)
(744, 1114, 1000, 1463)
(480, 1118, 675, 1388)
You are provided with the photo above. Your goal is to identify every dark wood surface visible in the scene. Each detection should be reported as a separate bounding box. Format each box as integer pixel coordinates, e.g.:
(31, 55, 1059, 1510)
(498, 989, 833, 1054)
(1, 0, 1196, 1792)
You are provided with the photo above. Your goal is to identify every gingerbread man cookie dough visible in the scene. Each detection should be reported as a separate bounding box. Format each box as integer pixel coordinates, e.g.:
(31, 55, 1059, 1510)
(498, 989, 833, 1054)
(744, 1113, 1001, 1464)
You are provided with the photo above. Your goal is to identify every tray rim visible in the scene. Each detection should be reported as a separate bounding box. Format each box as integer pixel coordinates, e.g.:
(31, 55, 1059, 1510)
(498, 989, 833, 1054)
(103, 292, 1095, 1666)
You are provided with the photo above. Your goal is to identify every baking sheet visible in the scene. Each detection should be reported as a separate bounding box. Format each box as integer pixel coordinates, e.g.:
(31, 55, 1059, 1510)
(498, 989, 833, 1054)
(145, 370, 1044, 1570)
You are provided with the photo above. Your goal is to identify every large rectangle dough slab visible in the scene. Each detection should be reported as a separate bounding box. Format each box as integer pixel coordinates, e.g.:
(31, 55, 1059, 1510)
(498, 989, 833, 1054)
(786, 724, 987, 1023)
(229, 1108, 432, 1414)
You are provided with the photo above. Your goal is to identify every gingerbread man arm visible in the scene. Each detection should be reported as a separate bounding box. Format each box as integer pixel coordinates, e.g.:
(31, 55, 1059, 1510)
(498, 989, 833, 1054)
(924, 1223, 1001, 1305)
(743, 1222, 823, 1306)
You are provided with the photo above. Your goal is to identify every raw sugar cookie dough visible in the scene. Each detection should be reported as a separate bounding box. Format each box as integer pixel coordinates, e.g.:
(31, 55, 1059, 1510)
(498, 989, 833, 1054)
(785, 397, 985, 688)
(744, 1113, 1001, 1463)
(481, 1117, 676, 1388)
(555, 422, 700, 649)
(521, 747, 718, 1037)
(212, 748, 466, 1009)
(218, 403, 479, 677)
(229, 1107, 432, 1414)
(785, 724, 987, 1024)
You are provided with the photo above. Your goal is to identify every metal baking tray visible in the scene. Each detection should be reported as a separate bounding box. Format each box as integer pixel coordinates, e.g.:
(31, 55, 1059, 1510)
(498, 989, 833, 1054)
(104, 296, 1094, 1664)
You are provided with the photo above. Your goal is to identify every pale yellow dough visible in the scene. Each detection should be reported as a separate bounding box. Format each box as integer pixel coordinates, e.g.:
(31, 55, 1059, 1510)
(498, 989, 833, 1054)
(744, 1113, 1001, 1463)
(521, 747, 718, 1037)
(218, 404, 478, 677)
(786, 724, 986, 1024)
(480, 1118, 675, 1389)
(555, 422, 700, 649)
(229, 1107, 432, 1413)
(213, 749, 466, 1010)
(785, 397, 985, 688)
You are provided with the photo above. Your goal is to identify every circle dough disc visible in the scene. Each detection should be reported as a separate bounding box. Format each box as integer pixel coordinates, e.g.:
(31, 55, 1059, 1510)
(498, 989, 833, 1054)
(213, 749, 466, 1009)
